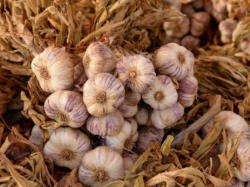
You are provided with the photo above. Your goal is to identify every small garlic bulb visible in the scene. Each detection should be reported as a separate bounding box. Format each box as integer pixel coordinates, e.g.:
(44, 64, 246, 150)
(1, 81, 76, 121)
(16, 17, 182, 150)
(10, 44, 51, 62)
(82, 42, 117, 78)
(163, 16, 190, 38)
(180, 35, 200, 51)
(119, 104, 138, 118)
(78, 146, 124, 187)
(86, 110, 124, 137)
(190, 12, 211, 36)
(135, 105, 150, 125)
(142, 75, 178, 110)
(29, 125, 53, 148)
(44, 127, 91, 169)
(123, 153, 138, 174)
(103, 118, 138, 153)
(123, 89, 141, 106)
(155, 43, 195, 81)
(116, 55, 156, 93)
(137, 126, 164, 153)
(178, 75, 198, 107)
(151, 102, 184, 129)
(240, 39, 250, 54)
(44, 90, 88, 128)
(31, 47, 81, 93)
(83, 73, 125, 117)
(219, 19, 238, 44)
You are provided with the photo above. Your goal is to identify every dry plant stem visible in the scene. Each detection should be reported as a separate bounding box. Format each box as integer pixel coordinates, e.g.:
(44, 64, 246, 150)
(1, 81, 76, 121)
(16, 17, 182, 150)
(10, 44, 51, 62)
(173, 95, 222, 147)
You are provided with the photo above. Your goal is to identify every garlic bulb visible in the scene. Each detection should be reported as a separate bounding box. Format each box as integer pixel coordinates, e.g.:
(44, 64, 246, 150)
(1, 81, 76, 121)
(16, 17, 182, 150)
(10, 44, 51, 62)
(151, 102, 184, 129)
(180, 35, 200, 51)
(123, 153, 138, 174)
(44, 90, 88, 128)
(240, 39, 250, 54)
(123, 89, 141, 106)
(181, 4, 195, 17)
(119, 104, 138, 118)
(163, 17, 190, 38)
(44, 127, 91, 169)
(31, 47, 82, 93)
(78, 146, 124, 187)
(178, 75, 198, 107)
(29, 125, 53, 148)
(155, 43, 195, 81)
(116, 55, 156, 93)
(137, 126, 164, 153)
(211, 0, 227, 13)
(103, 118, 138, 153)
(192, 0, 204, 9)
(190, 12, 211, 37)
(219, 19, 238, 44)
(162, 0, 182, 11)
(82, 42, 117, 78)
(83, 73, 125, 117)
(142, 75, 178, 110)
(86, 110, 124, 137)
(135, 105, 150, 125)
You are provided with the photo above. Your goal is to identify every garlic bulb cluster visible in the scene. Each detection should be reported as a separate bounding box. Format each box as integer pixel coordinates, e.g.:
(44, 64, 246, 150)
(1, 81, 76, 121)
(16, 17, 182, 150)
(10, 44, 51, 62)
(44, 127, 91, 169)
(219, 19, 238, 44)
(78, 146, 124, 187)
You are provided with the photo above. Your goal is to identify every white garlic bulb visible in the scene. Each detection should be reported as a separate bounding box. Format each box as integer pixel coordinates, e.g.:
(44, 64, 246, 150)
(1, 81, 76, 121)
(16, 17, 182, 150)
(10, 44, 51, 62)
(135, 105, 150, 125)
(82, 42, 117, 78)
(78, 146, 124, 187)
(29, 125, 53, 148)
(123, 153, 138, 174)
(142, 75, 178, 110)
(119, 104, 138, 118)
(163, 16, 190, 39)
(44, 90, 88, 128)
(83, 73, 125, 117)
(155, 43, 195, 81)
(86, 110, 124, 137)
(219, 19, 238, 44)
(137, 126, 164, 153)
(190, 12, 211, 37)
(178, 75, 198, 107)
(103, 118, 138, 153)
(151, 102, 184, 129)
(116, 55, 156, 93)
(44, 127, 91, 169)
(31, 47, 82, 93)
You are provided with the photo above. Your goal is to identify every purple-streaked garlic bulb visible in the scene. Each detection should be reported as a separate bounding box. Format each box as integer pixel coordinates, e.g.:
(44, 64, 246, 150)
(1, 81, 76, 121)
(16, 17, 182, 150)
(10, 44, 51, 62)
(190, 12, 211, 36)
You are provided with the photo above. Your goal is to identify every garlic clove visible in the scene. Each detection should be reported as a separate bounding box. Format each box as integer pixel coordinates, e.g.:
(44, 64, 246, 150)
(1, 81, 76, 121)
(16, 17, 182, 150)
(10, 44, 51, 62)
(31, 47, 81, 93)
(78, 146, 124, 187)
(44, 90, 88, 128)
(219, 19, 238, 44)
(83, 73, 125, 117)
(44, 127, 91, 169)
(142, 75, 178, 110)
(29, 125, 53, 148)
(155, 43, 195, 81)
(151, 102, 184, 129)
(116, 55, 156, 94)
(118, 103, 138, 118)
(82, 42, 117, 78)
(190, 12, 211, 37)
(86, 110, 124, 137)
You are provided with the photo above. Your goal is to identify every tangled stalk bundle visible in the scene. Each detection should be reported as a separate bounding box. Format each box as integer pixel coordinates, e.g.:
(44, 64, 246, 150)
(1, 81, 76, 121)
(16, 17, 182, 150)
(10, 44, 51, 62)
(1, 0, 250, 187)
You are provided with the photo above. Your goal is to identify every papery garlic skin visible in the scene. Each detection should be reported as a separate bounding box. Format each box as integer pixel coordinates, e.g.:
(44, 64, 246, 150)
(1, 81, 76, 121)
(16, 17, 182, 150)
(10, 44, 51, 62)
(123, 153, 138, 174)
(135, 106, 150, 125)
(155, 43, 195, 81)
(178, 75, 198, 107)
(137, 126, 164, 153)
(86, 110, 124, 137)
(44, 90, 88, 128)
(31, 47, 81, 93)
(29, 125, 53, 148)
(151, 102, 184, 129)
(181, 35, 200, 51)
(163, 16, 190, 38)
(142, 75, 178, 110)
(44, 127, 91, 169)
(78, 146, 124, 187)
(190, 12, 211, 37)
(82, 42, 117, 78)
(83, 73, 125, 117)
(116, 55, 156, 93)
(219, 19, 238, 44)
(103, 118, 138, 153)
(119, 104, 138, 118)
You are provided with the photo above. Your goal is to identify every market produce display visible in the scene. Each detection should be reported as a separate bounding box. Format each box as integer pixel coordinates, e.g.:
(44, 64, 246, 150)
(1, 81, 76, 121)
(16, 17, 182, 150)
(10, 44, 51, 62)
(1, 0, 250, 186)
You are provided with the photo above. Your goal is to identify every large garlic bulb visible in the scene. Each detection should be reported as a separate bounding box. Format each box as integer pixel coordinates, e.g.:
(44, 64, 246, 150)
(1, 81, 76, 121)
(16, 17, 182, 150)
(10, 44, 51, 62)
(78, 146, 124, 187)
(155, 43, 195, 81)
(31, 47, 82, 93)
(83, 73, 125, 117)
(142, 75, 178, 110)
(151, 102, 184, 129)
(44, 90, 88, 128)
(82, 42, 117, 78)
(86, 110, 124, 137)
(44, 127, 91, 169)
(116, 55, 156, 93)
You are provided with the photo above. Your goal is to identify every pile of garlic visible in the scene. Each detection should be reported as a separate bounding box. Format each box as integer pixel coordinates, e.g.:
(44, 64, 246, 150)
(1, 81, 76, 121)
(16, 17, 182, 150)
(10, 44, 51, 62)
(29, 41, 197, 186)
